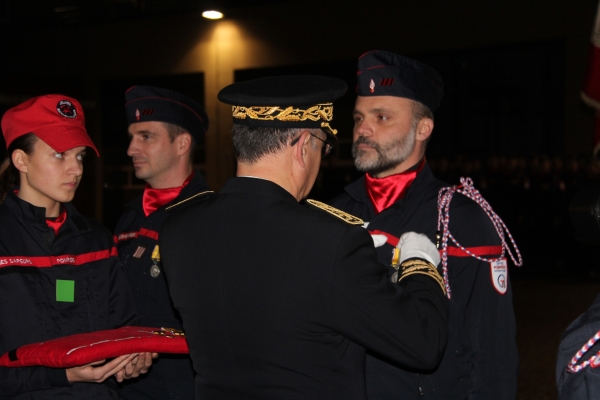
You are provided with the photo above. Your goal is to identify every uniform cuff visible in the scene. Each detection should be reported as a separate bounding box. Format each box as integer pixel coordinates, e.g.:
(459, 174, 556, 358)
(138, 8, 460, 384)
(399, 257, 446, 296)
(46, 367, 71, 387)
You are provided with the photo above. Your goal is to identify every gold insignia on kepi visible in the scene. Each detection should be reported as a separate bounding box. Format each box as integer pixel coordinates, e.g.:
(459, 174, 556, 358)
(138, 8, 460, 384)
(306, 199, 364, 225)
(232, 103, 333, 123)
(217, 75, 347, 143)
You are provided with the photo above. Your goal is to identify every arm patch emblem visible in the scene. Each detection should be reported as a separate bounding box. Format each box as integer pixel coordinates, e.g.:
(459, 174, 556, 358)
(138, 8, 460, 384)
(306, 199, 364, 225)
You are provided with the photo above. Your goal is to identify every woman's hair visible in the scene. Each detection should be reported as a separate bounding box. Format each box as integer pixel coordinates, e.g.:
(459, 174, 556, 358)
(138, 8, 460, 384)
(0, 133, 38, 203)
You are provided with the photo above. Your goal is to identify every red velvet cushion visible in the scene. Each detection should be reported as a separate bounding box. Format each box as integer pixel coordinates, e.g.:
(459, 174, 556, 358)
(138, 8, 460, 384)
(0, 326, 189, 368)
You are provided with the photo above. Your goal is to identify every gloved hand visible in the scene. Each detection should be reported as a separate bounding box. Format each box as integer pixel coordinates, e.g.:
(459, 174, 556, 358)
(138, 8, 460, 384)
(370, 234, 388, 248)
(398, 232, 440, 266)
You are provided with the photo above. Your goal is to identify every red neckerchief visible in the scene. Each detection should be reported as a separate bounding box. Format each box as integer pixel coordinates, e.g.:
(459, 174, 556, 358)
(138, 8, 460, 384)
(364, 159, 425, 214)
(46, 208, 67, 236)
(142, 172, 193, 217)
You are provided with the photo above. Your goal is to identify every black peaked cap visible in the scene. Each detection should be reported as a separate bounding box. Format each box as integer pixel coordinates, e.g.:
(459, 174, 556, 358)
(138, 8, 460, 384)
(357, 50, 444, 112)
(125, 85, 209, 142)
(218, 75, 347, 141)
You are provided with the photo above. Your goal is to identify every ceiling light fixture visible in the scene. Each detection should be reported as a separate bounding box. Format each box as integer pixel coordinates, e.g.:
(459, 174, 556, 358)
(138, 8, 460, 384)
(202, 10, 224, 20)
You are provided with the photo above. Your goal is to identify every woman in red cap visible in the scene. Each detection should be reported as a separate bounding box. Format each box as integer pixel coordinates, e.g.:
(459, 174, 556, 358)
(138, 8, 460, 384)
(0, 95, 152, 399)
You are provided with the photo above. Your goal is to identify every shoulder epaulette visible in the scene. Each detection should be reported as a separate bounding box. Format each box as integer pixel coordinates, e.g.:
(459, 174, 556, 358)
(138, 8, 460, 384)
(306, 199, 364, 225)
(166, 191, 214, 212)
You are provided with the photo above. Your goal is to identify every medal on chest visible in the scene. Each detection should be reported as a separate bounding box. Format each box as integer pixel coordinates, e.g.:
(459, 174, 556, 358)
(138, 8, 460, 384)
(150, 245, 161, 278)
(390, 247, 401, 283)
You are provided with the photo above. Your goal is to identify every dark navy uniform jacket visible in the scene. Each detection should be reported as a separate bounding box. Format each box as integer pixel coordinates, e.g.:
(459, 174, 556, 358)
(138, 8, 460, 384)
(159, 177, 448, 400)
(330, 163, 518, 400)
(114, 171, 209, 400)
(557, 292, 600, 400)
(0, 191, 138, 399)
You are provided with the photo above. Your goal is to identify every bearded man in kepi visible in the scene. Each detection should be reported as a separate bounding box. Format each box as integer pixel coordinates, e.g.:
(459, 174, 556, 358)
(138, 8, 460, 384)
(330, 50, 520, 400)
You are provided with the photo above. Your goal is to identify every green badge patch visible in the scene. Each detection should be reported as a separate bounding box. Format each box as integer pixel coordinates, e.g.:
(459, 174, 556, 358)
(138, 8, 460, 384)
(56, 280, 75, 302)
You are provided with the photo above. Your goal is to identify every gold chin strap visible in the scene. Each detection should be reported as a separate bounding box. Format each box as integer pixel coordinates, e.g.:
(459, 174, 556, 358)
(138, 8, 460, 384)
(320, 122, 338, 136)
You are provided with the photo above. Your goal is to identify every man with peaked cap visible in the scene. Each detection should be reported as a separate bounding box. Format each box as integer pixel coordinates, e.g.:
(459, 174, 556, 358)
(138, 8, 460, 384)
(158, 75, 449, 400)
(330, 50, 519, 399)
(114, 86, 210, 400)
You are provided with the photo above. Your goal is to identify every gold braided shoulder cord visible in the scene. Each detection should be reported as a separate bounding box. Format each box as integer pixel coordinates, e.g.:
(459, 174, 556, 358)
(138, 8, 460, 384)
(232, 103, 334, 122)
(165, 191, 214, 211)
(398, 259, 447, 296)
(306, 199, 364, 225)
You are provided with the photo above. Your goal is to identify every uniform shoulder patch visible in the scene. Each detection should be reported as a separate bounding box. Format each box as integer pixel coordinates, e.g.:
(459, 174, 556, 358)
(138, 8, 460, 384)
(166, 191, 214, 212)
(306, 199, 364, 225)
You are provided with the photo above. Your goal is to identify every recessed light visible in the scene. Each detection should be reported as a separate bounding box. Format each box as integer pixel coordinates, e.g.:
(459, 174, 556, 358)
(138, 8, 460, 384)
(202, 10, 224, 20)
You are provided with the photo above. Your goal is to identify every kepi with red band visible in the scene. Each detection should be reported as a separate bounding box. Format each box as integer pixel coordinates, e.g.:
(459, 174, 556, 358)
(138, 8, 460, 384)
(125, 85, 208, 143)
(357, 50, 444, 112)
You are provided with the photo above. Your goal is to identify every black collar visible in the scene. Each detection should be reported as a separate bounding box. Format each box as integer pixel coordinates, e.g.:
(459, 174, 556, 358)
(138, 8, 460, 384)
(220, 177, 298, 204)
(3, 190, 90, 235)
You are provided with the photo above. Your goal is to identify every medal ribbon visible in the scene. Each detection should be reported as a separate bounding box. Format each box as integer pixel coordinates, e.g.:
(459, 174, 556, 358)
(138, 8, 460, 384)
(46, 208, 67, 236)
(142, 172, 193, 217)
(364, 159, 425, 214)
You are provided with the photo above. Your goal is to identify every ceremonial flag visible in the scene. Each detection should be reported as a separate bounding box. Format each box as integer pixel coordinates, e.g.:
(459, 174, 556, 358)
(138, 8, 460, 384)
(582, 1, 600, 155)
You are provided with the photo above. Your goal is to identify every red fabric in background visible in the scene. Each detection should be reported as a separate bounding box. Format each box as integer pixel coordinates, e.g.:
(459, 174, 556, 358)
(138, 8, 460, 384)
(0, 326, 189, 368)
(582, 1, 600, 155)
(583, 45, 600, 107)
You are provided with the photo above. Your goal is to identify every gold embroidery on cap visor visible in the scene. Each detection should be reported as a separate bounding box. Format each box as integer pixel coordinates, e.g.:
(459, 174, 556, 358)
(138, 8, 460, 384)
(231, 103, 338, 136)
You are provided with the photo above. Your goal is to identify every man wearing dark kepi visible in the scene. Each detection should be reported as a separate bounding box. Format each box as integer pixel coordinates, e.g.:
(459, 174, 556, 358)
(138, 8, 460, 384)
(330, 50, 519, 399)
(114, 86, 211, 400)
(159, 75, 449, 400)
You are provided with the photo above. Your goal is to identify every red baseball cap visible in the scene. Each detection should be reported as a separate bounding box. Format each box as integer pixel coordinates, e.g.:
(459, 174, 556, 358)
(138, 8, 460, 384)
(1, 94, 99, 156)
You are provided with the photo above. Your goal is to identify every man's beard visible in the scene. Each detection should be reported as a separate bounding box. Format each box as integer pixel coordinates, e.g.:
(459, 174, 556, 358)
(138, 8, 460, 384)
(352, 125, 417, 176)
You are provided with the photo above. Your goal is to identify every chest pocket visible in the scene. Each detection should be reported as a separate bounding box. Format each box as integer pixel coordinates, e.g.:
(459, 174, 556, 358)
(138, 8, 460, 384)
(42, 268, 102, 337)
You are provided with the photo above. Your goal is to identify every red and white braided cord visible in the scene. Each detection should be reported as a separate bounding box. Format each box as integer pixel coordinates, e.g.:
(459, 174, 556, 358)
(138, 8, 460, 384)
(567, 330, 600, 373)
(437, 177, 523, 299)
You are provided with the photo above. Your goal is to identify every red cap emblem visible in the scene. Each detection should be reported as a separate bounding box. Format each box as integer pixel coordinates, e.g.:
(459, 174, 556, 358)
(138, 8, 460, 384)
(369, 79, 375, 94)
(56, 100, 77, 119)
(135, 109, 140, 121)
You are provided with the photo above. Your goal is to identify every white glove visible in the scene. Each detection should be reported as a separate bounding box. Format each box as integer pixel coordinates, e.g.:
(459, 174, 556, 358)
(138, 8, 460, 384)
(370, 234, 388, 248)
(398, 232, 440, 266)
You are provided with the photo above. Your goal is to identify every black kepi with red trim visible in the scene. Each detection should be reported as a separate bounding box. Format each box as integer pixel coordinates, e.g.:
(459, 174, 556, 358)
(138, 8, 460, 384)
(125, 86, 209, 142)
(357, 50, 444, 112)
(217, 75, 347, 144)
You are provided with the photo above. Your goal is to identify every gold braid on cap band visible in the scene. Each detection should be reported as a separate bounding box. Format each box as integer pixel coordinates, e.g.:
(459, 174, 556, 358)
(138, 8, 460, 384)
(398, 259, 447, 296)
(231, 103, 337, 136)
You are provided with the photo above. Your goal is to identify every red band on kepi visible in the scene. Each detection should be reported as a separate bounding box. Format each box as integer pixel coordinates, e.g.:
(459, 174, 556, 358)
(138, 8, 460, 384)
(1, 94, 99, 156)
(125, 86, 209, 143)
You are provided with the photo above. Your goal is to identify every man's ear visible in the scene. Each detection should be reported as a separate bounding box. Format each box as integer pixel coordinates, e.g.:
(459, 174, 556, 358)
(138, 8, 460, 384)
(12, 150, 28, 173)
(293, 130, 311, 169)
(416, 118, 434, 142)
(176, 133, 192, 155)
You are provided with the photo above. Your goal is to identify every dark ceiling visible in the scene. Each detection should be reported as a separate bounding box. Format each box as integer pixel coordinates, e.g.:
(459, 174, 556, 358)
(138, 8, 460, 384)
(0, 0, 288, 28)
